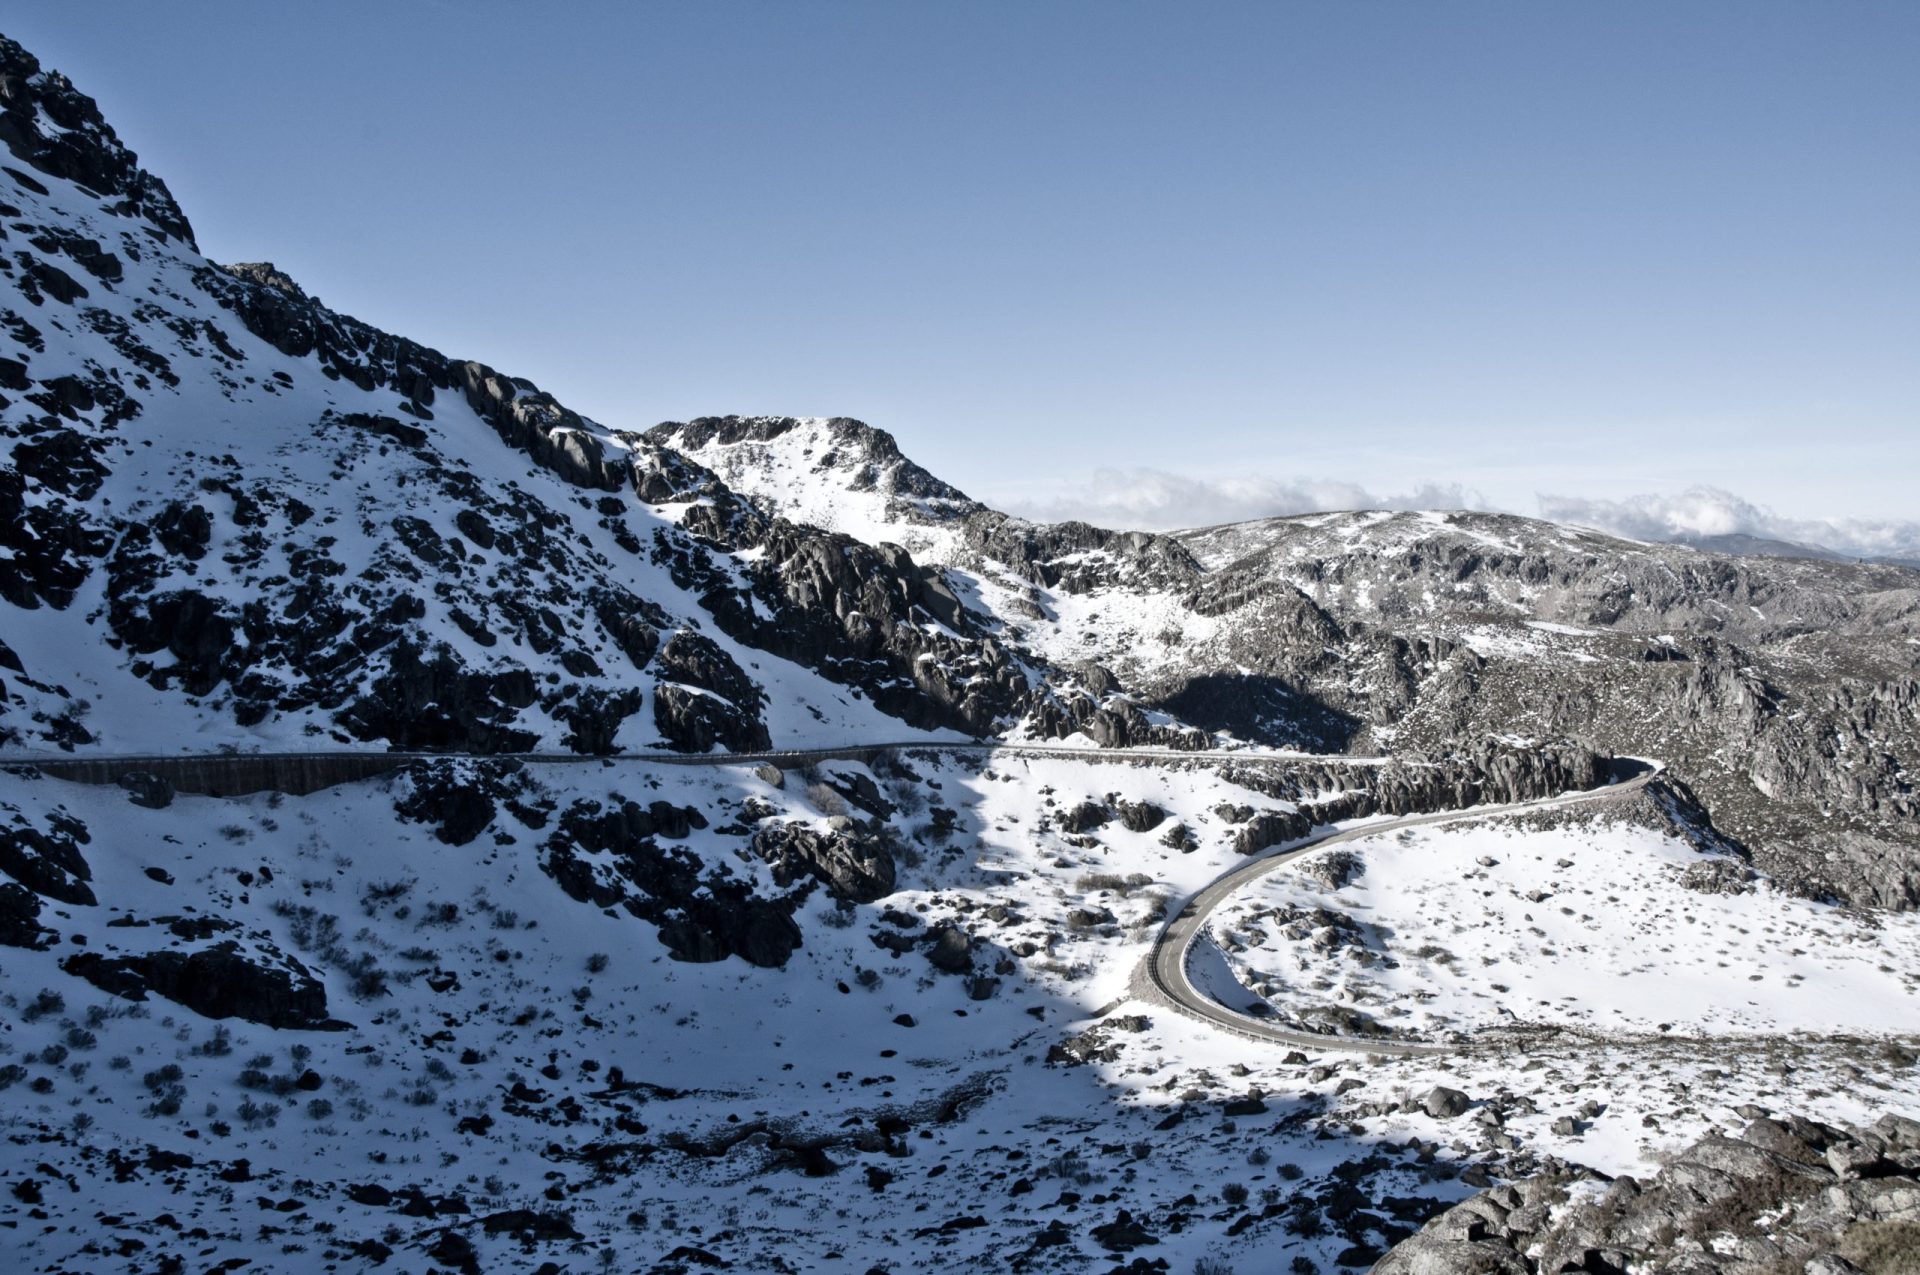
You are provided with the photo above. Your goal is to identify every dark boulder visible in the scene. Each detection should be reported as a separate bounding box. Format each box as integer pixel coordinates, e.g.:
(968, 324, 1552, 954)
(151, 502, 212, 560)
(1113, 799, 1166, 832)
(0, 807, 95, 905)
(751, 820, 896, 902)
(1091, 1210, 1159, 1252)
(1056, 801, 1110, 834)
(63, 941, 342, 1030)
(924, 924, 974, 974)
(0, 882, 56, 949)
(1233, 809, 1311, 856)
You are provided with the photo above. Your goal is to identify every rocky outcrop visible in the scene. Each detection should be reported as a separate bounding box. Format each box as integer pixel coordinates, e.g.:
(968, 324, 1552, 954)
(651, 630, 771, 753)
(62, 941, 342, 1030)
(1167, 511, 1920, 908)
(0, 35, 195, 245)
(1223, 741, 1613, 854)
(752, 818, 898, 903)
(540, 795, 803, 968)
(1056, 801, 1110, 834)
(342, 640, 541, 753)
(392, 759, 517, 845)
(957, 511, 1202, 595)
(1373, 1110, 1920, 1275)
(647, 415, 973, 513)
(0, 801, 94, 906)
(631, 438, 1035, 738)
(0, 880, 55, 949)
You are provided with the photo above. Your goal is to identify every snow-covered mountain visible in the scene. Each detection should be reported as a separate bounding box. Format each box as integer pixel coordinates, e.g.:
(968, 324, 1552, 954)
(2, 33, 1917, 1275)
(661, 420, 1920, 908)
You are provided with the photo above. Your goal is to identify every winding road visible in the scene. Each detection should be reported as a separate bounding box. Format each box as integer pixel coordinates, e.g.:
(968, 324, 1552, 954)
(1134, 761, 1659, 1056)
(3, 741, 1654, 1057)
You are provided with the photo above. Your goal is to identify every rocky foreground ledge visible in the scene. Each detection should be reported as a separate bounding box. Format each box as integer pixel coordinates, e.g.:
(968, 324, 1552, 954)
(1373, 1110, 1920, 1274)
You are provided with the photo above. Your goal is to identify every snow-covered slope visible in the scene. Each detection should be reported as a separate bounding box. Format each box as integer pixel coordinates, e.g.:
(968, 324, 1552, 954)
(662, 423, 1920, 906)
(2, 32, 1918, 1275)
(647, 415, 977, 558)
(7, 747, 1914, 1272)
(0, 38, 1050, 758)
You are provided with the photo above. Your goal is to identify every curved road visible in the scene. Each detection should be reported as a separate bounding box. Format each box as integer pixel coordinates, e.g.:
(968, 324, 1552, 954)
(3, 740, 1652, 1058)
(1136, 763, 1659, 1057)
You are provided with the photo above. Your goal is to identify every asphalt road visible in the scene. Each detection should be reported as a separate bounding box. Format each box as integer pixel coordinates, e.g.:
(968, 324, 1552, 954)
(1, 739, 1649, 1058)
(1134, 764, 1658, 1057)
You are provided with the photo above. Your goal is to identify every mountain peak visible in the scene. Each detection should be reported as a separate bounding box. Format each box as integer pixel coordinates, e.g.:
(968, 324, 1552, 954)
(649, 414, 969, 502)
(221, 261, 310, 298)
(647, 415, 977, 550)
(0, 33, 195, 247)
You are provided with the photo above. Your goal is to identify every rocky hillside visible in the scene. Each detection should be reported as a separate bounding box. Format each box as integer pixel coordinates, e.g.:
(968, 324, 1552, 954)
(12, 15, 1910, 917)
(674, 415, 1920, 907)
(1176, 511, 1920, 908)
(0, 33, 1080, 760)
(2, 31, 1918, 1275)
(1377, 1110, 1920, 1274)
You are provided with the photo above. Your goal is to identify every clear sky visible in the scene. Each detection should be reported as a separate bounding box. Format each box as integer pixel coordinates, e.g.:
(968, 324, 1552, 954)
(10, 2, 1918, 546)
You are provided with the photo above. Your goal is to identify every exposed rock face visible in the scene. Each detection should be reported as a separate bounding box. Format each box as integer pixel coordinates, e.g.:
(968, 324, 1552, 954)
(540, 795, 804, 968)
(0, 35, 195, 245)
(0, 880, 54, 949)
(957, 510, 1202, 596)
(752, 819, 898, 903)
(655, 631, 764, 718)
(0, 57, 1101, 760)
(1222, 742, 1612, 858)
(653, 683, 771, 755)
(0, 801, 94, 905)
(391, 760, 514, 845)
(648, 415, 971, 515)
(62, 942, 340, 1030)
(1163, 512, 1920, 907)
(1373, 1111, 1920, 1275)
(638, 454, 1030, 737)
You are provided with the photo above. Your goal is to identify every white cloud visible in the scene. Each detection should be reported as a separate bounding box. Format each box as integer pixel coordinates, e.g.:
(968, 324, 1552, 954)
(1537, 485, 1920, 561)
(999, 467, 1489, 531)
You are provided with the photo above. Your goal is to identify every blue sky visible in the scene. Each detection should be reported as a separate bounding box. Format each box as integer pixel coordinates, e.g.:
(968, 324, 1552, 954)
(12, 2, 1918, 546)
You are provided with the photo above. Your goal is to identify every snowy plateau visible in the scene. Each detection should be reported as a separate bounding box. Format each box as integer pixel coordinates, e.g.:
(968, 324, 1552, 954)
(2, 32, 1920, 1275)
